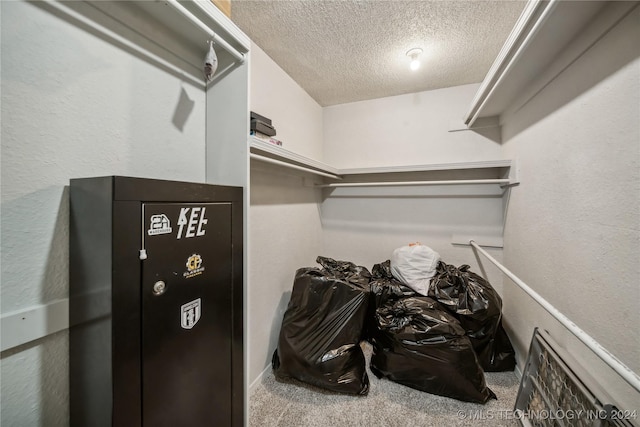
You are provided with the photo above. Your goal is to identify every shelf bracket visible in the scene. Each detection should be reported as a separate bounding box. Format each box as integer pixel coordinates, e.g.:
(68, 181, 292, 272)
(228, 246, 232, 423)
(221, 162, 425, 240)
(448, 116, 500, 132)
(500, 157, 520, 188)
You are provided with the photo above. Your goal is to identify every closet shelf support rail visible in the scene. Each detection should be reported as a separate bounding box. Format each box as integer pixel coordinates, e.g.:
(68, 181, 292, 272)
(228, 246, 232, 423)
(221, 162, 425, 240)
(250, 154, 341, 179)
(316, 179, 511, 188)
(469, 240, 640, 393)
(164, 0, 245, 63)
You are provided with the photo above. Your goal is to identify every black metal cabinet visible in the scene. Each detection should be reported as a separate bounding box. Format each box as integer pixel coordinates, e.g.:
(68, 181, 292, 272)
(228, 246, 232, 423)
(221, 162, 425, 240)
(69, 177, 243, 427)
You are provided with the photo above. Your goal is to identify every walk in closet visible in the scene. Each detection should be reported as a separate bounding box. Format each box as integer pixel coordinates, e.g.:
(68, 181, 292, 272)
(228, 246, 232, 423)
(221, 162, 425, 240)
(1, 0, 638, 425)
(245, 0, 640, 422)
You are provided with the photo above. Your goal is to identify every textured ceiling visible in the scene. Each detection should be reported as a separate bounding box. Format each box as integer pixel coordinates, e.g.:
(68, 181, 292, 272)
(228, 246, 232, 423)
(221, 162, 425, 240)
(231, 0, 527, 106)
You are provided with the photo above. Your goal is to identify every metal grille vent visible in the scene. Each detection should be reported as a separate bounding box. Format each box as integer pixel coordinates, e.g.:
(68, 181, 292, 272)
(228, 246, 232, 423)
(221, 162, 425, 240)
(515, 329, 637, 427)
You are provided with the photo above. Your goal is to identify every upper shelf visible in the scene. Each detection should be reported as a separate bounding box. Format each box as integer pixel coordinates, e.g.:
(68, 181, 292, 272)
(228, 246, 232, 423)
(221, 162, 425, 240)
(250, 137, 516, 187)
(464, 0, 638, 127)
(49, 0, 250, 87)
(250, 138, 340, 178)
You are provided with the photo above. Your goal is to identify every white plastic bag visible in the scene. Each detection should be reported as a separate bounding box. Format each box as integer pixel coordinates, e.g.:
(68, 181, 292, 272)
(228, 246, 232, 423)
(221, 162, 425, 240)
(390, 243, 440, 296)
(204, 40, 218, 83)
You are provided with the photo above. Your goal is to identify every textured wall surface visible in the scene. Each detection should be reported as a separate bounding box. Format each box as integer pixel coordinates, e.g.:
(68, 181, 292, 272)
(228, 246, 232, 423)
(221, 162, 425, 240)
(1, 1, 206, 425)
(500, 6, 639, 409)
(321, 83, 508, 299)
(248, 165, 324, 389)
(248, 43, 325, 388)
(249, 43, 324, 160)
(322, 83, 503, 169)
(320, 183, 506, 296)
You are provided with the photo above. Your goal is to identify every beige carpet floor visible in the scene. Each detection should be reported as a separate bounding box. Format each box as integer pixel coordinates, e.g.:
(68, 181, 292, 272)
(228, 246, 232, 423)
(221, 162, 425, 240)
(249, 343, 522, 427)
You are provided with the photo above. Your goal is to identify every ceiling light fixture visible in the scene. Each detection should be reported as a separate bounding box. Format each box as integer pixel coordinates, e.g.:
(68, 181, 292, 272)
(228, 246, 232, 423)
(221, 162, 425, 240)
(406, 48, 423, 71)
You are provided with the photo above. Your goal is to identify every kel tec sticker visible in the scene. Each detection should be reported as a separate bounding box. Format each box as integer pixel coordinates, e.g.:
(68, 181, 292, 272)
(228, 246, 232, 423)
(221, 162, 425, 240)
(181, 298, 201, 329)
(148, 214, 172, 236)
(184, 254, 205, 279)
(177, 207, 208, 239)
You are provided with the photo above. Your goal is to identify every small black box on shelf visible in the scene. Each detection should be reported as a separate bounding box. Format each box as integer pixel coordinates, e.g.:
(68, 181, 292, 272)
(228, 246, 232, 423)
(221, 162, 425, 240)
(250, 111, 272, 126)
(250, 119, 276, 137)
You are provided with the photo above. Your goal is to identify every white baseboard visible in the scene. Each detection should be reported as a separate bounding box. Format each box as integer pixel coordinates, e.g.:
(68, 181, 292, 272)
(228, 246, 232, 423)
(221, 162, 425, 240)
(249, 364, 272, 396)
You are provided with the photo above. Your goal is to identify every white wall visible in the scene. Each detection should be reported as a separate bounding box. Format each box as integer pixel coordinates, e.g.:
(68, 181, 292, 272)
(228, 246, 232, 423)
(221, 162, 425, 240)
(500, 6, 639, 409)
(323, 83, 503, 169)
(321, 84, 508, 293)
(1, 1, 206, 425)
(249, 44, 324, 159)
(248, 42, 325, 390)
(319, 183, 506, 293)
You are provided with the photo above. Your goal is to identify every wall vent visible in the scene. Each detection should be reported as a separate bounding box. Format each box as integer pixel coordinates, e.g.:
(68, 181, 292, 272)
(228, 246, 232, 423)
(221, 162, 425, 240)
(515, 328, 638, 427)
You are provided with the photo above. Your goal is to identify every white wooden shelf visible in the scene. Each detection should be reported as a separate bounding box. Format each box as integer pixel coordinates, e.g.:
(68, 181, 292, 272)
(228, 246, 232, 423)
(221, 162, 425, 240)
(250, 137, 340, 178)
(250, 137, 516, 186)
(464, 0, 637, 127)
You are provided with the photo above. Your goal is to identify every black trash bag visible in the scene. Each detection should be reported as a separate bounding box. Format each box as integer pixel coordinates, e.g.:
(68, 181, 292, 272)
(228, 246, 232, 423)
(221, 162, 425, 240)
(371, 261, 416, 300)
(316, 255, 372, 287)
(365, 260, 416, 341)
(430, 262, 516, 372)
(491, 320, 517, 371)
(272, 258, 371, 395)
(369, 296, 496, 404)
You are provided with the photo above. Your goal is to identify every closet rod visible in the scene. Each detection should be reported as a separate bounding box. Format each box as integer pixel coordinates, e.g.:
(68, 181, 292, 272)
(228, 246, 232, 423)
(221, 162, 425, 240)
(164, 0, 245, 63)
(469, 240, 640, 393)
(42, 0, 205, 88)
(316, 179, 511, 188)
(250, 154, 341, 180)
